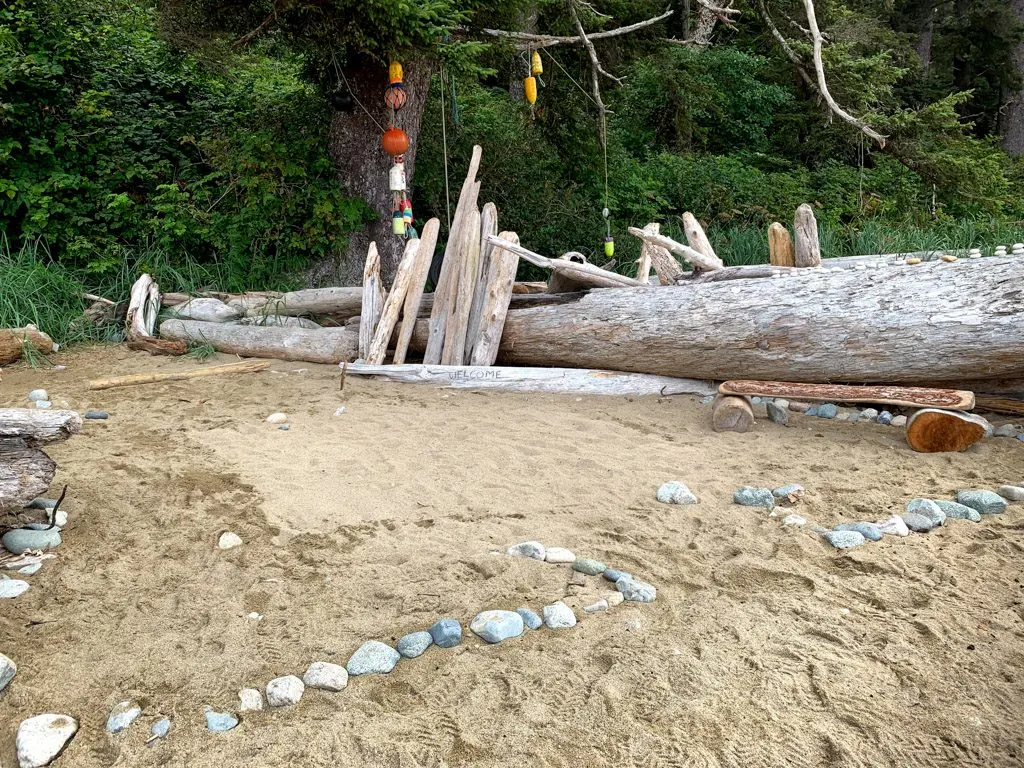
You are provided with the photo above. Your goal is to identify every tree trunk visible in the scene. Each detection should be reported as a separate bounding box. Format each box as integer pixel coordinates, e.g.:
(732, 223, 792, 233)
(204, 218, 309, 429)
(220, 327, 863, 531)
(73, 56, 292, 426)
(916, 5, 935, 75)
(1004, 0, 1024, 155)
(319, 55, 433, 287)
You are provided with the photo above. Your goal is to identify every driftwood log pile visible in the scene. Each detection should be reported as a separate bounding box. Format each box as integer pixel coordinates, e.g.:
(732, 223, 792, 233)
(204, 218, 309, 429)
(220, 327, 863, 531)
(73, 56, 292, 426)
(0, 410, 81, 513)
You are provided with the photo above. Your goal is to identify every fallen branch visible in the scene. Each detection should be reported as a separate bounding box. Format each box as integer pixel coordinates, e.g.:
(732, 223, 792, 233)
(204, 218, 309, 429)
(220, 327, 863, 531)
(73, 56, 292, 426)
(89, 359, 271, 390)
(480, 9, 673, 50)
(627, 227, 724, 272)
(484, 235, 642, 288)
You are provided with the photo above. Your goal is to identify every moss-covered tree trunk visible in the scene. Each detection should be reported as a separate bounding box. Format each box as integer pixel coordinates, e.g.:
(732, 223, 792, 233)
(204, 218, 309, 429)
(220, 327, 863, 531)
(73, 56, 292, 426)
(317, 56, 433, 286)
(1004, 0, 1024, 155)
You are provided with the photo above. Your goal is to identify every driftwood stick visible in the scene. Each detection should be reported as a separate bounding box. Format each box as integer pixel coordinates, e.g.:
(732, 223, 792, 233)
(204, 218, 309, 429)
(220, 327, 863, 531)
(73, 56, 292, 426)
(466, 202, 499, 357)
(359, 243, 382, 360)
(394, 218, 441, 365)
(484, 236, 641, 288)
(719, 380, 975, 410)
(366, 238, 422, 365)
(768, 222, 795, 267)
(627, 227, 724, 272)
(681, 213, 718, 263)
(794, 204, 822, 267)
(469, 232, 521, 366)
(88, 360, 271, 390)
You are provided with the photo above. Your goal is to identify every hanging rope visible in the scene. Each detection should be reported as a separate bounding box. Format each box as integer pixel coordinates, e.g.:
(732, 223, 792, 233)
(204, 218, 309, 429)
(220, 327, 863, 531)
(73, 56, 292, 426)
(438, 59, 453, 230)
(330, 51, 387, 133)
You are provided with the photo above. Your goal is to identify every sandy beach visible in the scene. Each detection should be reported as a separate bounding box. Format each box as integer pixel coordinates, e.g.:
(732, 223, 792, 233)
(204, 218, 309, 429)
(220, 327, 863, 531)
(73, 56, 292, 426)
(2, 345, 1023, 767)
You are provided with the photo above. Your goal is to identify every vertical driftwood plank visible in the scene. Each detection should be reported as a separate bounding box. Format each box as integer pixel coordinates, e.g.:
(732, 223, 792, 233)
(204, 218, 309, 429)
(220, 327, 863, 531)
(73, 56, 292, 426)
(442, 207, 482, 365)
(636, 223, 656, 283)
(393, 218, 440, 365)
(768, 223, 795, 267)
(469, 231, 521, 366)
(465, 202, 499, 360)
(366, 238, 421, 365)
(358, 243, 382, 360)
(794, 204, 822, 267)
(682, 213, 717, 263)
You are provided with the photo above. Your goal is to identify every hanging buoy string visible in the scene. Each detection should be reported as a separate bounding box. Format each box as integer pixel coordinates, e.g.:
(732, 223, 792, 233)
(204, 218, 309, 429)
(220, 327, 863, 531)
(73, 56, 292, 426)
(438, 57, 452, 231)
(330, 52, 387, 133)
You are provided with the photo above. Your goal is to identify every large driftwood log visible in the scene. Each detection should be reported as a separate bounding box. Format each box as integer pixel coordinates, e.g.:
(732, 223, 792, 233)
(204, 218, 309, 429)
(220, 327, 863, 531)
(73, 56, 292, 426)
(719, 381, 975, 410)
(253, 288, 362, 319)
(0, 327, 58, 366)
(793, 204, 822, 267)
(160, 320, 358, 364)
(341, 363, 716, 397)
(0, 409, 83, 443)
(0, 438, 56, 512)
(485, 257, 1024, 385)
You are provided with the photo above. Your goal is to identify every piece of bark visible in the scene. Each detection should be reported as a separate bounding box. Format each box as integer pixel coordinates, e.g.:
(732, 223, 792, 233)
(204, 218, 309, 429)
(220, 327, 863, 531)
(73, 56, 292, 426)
(793, 204, 822, 267)
(160, 320, 358, 365)
(126, 336, 188, 356)
(88, 359, 271, 391)
(905, 409, 989, 453)
(0, 409, 83, 443)
(393, 218, 441, 365)
(359, 242, 382, 360)
(443, 207, 482, 365)
(627, 227, 724, 272)
(719, 381, 975, 410)
(0, 327, 58, 365)
(469, 232, 521, 366)
(366, 238, 421, 365)
(466, 202, 499, 353)
(682, 213, 717, 263)
(0, 438, 56, 512)
(712, 396, 755, 433)
(768, 223, 795, 267)
(126, 273, 162, 337)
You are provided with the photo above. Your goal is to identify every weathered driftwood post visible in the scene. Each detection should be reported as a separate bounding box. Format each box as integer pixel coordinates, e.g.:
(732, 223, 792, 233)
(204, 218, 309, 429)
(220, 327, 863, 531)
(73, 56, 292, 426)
(793, 204, 822, 267)
(358, 243, 383, 360)
(393, 218, 440, 365)
(768, 223, 795, 267)
(682, 213, 718, 263)
(711, 396, 755, 433)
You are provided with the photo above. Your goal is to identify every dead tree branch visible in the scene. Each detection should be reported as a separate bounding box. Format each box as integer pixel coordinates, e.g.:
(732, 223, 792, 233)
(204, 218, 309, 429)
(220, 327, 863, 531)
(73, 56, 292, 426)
(480, 9, 673, 50)
(569, 0, 611, 142)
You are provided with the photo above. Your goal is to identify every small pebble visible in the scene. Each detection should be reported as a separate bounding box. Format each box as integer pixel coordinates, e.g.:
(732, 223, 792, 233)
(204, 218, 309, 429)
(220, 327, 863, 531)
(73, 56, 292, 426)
(772, 483, 805, 504)
(782, 514, 807, 526)
(906, 499, 946, 525)
(238, 688, 263, 711)
(150, 718, 171, 740)
(428, 618, 462, 648)
(700, 395, 715, 405)
(875, 515, 910, 536)
(603, 568, 630, 583)
(396, 632, 433, 658)
(766, 401, 788, 424)
(603, 591, 625, 607)
(516, 608, 543, 630)
(85, 410, 109, 420)
(34, 400, 52, 409)
(902, 512, 937, 532)
(994, 424, 1020, 438)
(583, 599, 609, 613)
(217, 531, 243, 550)
(247, 612, 263, 621)
(204, 709, 239, 732)
(0, 580, 30, 599)
(997, 485, 1024, 502)
(751, 396, 763, 405)
(834, 522, 884, 542)
(817, 403, 838, 419)
(877, 410, 893, 425)
(266, 412, 288, 424)
(0, 651, 16, 692)
(334, 406, 347, 416)
(907, 257, 922, 265)
(788, 401, 811, 413)
(266, 675, 304, 707)
(733, 487, 775, 508)
(16, 714, 78, 766)
(616, 576, 657, 602)
(823, 530, 866, 549)
(891, 415, 907, 427)
(470, 610, 525, 644)
(805, 405, 820, 417)
(861, 408, 879, 420)
(303, 661, 349, 691)
(940, 254, 958, 263)
(27, 389, 48, 402)
(956, 489, 1008, 515)
(543, 601, 577, 629)
(506, 541, 545, 560)
(106, 701, 142, 734)
(544, 547, 575, 564)
(655, 481, 698, 505)
(624, 618, 643, 632)
(933, 500, 981, 521)
(572, 558, 606, 576)
(278, 424, 290, 431)
(346, 640, 401, 676)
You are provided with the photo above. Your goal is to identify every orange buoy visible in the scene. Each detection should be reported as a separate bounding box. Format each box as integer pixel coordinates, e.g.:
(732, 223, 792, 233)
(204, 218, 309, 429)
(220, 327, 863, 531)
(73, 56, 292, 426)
(382, 127, 410, 156)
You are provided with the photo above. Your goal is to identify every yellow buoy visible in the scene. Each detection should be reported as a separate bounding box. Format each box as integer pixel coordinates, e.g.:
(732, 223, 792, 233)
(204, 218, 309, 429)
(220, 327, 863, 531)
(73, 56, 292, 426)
(389, 61, 403, 84)
(531, 51, 543, 76)
(524, 76, 537, 105)
(604, 236, 615, 258)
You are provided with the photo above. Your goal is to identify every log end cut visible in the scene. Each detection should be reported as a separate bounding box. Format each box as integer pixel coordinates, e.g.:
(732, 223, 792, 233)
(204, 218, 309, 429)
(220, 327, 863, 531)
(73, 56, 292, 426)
(905, 409, 989, 453)
(712, 395, 755, 433)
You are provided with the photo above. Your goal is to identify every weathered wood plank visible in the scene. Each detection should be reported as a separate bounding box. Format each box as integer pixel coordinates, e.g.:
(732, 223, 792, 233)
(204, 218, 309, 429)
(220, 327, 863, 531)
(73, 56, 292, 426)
(469, 232, 521, 366)
(393, 219, 441, 365)
(366, 238, 421, 365)
(359, 243, 383, 360)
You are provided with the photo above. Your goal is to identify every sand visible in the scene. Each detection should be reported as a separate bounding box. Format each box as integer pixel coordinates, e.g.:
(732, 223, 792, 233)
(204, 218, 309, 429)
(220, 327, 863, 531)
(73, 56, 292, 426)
(1, 346, 1023, 767)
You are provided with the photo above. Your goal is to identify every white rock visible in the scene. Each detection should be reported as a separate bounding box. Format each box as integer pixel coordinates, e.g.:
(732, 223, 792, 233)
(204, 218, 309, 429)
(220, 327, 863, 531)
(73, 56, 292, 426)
(782, 514, 807, 526)
(506, 541, 545, 560)
(18, 563, 41, 575)
(16, 714, 78, 768)
(238, 688, 264, 711)
(0, 580, 30, 599)
(544, 547, 575, 564)
(246, 612, 263, 621)
(266, 412, 288, 424)
(34, 401, 51, 409)
(891, 415, 907, 427)
(303, 661, 348, 692)
(543, 601, 577, 629)
(266, 674, 304, 707)
(656, 481, 698, 505)
(334, 406, 347, 416)
(603, 591, 625, 607)
(997, 485, 1024, 502)
(217, 531, 243, 549)
(27, 390, 48, 402)
(583, 599, 609, 613)
(105, 701, 142, 734)
(875, 515, 910, 537)
(0, 651, 16, 692)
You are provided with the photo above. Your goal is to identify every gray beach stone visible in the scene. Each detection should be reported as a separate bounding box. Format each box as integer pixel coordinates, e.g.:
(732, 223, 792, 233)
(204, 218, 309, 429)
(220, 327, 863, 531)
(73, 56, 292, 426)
(656, 481, 698, 505)
(18, 562, 42, 575)
(470, 610, 525, 644)
(34, 400, 52, 409)
(238, 688, 263, 711)
(766, 401, 788, 424)
(106, 701, 142, 734)
(773, 399, 789, 409)
(823, 530, 866, 549)
(616, 576, 657, 602)
(817, 403, 838, 419)
(516, 608, 542, 630)
(278, 424, 290, 431)
(997, 485, 1024, 502)
(150, 718, 171, 739)
(204, 709, 238, 732)
(571, 558, 606, 576)
(303, 661, 348, 691)
(2, 528, 61, 555)
(933, 500, 981, 521)
(902, 512, 937, 532)
(788, 401, 811, 413)
(27, 498, 57, 510)
(861, 408, 878, 420)
(27, 389, 48, 402)
(85, 411, 109, 420)
(603, 568, 630, 583)
(543, 601, 577, 629)
(0, 651, 16, 692)
(772, 483, 805, 503)
(346, 641, 400, 676)
(506, 541, 545, 560)
(733, 487, 775, 508)
(428, 618, 462, 648)
(835, 522, 884, 542)
(583, 599, 609, 613)
(994, 424, 1020, 438)
(16, 714, 78, 767)
(266, 674, 304, 706)
(544, 547, 575, 563)
(906, 499, 946, 525)
(956, 489, 1008, 515)
(877, 410, 893, 425)
(805, 405, 820, 417)
(0, 580, 30, 599)
(891, 415, 907, 427)
(396, 631, 433, 658)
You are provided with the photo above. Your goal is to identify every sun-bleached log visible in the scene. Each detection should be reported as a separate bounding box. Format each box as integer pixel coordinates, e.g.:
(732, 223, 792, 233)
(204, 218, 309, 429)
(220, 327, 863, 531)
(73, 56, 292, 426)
(483, 236, 641, 288)
(627, 227, 724, 272)
(126, 273, 161, 338)
(681, 213, 717, 263)
(160, 320, 358, 364)
(466, 202, 500, 354)
(0, 409, 83, 443)
(393, 218, 441, 365)
(443, 207, 482, 365)
(359, 243, 383, 360)
(366, 238, 422, 365)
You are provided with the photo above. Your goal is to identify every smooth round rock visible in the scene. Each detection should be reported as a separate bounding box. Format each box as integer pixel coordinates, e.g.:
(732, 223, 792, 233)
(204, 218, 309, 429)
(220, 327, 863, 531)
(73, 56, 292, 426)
(994, 424, 1020, 438)
(835, 522, 883, 542)
(902, 512, 937, 532)
(27, 498, 57, 510)
(583, 599, 609, 613)
(3, 528, 61, 555)
(875, 515, 910, 536)
(238, 688, 263, 711)
(933, 499, 981, 521)
(861, 408, 879, 420)
(733, 487, 775, 508)
(997, 485, 1024, 502)
(204, 709, 239, 732)
(543, 601, 577, 629)
(470, 610, 525, 644)
(516, 608, 543, 630)
(877, 410, 893, 425)
(805, 405, 820, 417)
(891, 415, 907, 427)
(346, 640, 401, 675)
(906, 499, 945, 525)
(16, 714, 78, 767)
(766, 401, 788, 424)
(151, 718, 171, 739)
(18, 562, 42, 576)
(603, 568, 630, 583)
(0, 651, 16, 692)
(266, 674, 304, 706)
(396, 631, 433, 658)
(266, 412, 288, 424)
(782, 514, 807, 526)
(788, 401, 811, 413)
(656, 481, 698, 505)
(956, 489, 1007, 515)
(27, 389, 48, 402)
(106, 700, 142, 734)
(85, 411, 109, 420)
(506, 541, 545, 560)
(0, 580, 30, 599)
(303, 661, 349, 691)
(616, 576, 657, 602)
(544, 547, 576, 564)
(817, 403, 838, 419)
(571, 558, 606, 576)
(823, 530, 866, 549)
(217, 531, 243, 550)
(278, 424, 290, 431)
(428, 618, 462, 648)
(604, 591, 625, 607)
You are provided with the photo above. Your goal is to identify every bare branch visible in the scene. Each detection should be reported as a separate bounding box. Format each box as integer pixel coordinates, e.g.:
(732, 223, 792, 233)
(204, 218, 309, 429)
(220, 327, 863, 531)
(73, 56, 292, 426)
(480, 9, 673, 50)
(755, 0, 817, 90)
(232, 10, 277, 47)
(569, 0, 609, 144)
